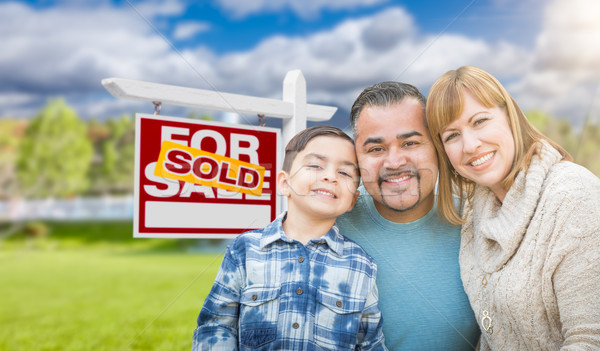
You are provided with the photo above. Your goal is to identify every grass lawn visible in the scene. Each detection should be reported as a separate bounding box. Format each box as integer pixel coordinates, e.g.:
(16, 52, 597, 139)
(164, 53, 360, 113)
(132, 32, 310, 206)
(0, 221, 228, 351)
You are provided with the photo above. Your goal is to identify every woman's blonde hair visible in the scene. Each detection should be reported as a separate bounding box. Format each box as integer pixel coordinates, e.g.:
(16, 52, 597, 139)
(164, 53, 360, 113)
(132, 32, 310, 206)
(426, 66, 571, 225)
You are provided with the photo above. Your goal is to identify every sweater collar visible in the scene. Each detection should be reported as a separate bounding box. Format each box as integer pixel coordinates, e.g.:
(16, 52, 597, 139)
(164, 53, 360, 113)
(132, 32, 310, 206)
(468, 141, 562, 273)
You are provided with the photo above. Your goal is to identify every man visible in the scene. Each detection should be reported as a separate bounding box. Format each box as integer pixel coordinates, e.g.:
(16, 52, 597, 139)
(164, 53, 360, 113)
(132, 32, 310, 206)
(336, 82, 480, 350)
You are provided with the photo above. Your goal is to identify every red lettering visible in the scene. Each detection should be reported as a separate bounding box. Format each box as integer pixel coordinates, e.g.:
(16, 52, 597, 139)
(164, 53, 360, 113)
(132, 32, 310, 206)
(193, 156, 219, 180)
(238, 167, 260, 189)
(219, 161, 238, 185)
(164, 149, 192, 175)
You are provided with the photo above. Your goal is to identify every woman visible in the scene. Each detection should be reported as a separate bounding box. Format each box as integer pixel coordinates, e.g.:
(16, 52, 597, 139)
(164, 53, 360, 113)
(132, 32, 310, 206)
(426, 65, 600, 350)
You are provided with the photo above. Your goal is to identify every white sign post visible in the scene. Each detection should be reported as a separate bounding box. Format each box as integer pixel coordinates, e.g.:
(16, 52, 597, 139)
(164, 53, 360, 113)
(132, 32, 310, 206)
(102, 70, 337, 238)
(102, 70, 337, 146)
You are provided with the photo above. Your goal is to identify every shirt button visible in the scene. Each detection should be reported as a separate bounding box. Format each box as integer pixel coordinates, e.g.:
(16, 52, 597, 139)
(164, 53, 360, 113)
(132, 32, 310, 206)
(296, 288, 303, 295)
(252, 294, 257, 301)
(298, 256, 305, 263)
(292, 322, 300, 329)
(336, 300, 343, 308)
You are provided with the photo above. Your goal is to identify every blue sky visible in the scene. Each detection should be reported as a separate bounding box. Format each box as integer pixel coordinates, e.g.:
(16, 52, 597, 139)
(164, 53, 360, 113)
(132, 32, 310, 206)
(2, 0, 600, 131)
(172, 1, 542, 53)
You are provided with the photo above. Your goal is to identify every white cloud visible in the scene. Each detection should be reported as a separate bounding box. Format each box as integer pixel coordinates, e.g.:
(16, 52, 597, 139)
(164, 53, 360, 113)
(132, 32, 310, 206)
(0, 1, 175, 92)
(535, 0, 600, 70)
(215, 0, 389, 19)
(0, 2, 529, 123)
(360, 7, 414, 51)
(508, 0, 600, 125)
(173, 21, 211, 40)
(0, 0, 216, 117)
(130, 0, 186, 18)
(2, 0, 598, 130)
(0, 92, 43, 118)
(202, 7, 529, 111)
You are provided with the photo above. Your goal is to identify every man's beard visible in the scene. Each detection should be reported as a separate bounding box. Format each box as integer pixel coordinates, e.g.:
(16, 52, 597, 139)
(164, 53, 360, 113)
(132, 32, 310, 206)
(377, 170, 422, 212)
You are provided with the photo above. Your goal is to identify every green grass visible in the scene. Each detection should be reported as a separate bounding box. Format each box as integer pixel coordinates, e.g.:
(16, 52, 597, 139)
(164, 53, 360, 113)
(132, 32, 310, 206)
(0, 221, 228, 350)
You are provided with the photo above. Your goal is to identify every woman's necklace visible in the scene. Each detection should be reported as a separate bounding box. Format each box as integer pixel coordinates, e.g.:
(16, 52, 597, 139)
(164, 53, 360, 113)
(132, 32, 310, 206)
(479, 273, 500, 336)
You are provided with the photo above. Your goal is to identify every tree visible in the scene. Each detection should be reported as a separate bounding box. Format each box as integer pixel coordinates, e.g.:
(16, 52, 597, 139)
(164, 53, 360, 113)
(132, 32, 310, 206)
(0, 119, 26, 200)
(16, 99, 93, 198)
(526, 110, 578, 155)
(188, 110, 214, 121)
(87, 114, 135, 195)
(526, 110, 600, 177)
(573, 120, 600, 177)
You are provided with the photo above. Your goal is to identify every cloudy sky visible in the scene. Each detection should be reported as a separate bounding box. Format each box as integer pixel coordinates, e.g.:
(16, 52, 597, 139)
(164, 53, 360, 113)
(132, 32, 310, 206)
(2, 0, 600, 130)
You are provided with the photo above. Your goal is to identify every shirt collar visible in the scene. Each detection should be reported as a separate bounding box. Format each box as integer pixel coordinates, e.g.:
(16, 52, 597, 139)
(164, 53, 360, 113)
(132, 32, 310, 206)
(318, 225, 345, 256)
(259, 212, 345, 256)
(259, 212, 289, 249)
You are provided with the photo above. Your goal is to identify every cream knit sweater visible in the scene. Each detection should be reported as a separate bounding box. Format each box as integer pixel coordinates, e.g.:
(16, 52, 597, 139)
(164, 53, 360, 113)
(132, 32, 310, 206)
(460, 141, 600, 350)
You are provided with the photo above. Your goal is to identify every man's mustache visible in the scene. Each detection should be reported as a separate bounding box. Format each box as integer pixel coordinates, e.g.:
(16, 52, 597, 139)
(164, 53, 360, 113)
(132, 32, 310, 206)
(375, 169, 419, 187)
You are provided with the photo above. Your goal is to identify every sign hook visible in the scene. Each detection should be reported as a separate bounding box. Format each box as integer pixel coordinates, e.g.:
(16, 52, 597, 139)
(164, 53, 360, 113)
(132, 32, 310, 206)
(153, 101, 162, 115)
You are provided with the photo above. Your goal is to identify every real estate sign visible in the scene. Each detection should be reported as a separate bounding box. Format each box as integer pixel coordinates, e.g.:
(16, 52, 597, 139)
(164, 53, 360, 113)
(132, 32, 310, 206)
(134, 113, 281, 238)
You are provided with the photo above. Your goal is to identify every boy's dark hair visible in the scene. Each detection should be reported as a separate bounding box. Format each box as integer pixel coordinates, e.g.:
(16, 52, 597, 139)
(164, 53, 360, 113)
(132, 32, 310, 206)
(282, 125, 355, 172)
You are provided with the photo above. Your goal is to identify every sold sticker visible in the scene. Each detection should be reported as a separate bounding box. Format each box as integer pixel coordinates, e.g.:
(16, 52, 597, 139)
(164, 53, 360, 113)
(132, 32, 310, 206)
(154, 140, 265, 196)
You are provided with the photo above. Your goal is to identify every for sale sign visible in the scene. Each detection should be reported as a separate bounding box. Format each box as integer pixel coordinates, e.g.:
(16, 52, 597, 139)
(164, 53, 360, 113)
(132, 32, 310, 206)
(134, 113, 281, 238)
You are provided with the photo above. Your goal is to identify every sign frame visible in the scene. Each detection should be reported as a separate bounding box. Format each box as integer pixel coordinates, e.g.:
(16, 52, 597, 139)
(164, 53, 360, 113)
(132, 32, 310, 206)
(133, 113, 281, 239)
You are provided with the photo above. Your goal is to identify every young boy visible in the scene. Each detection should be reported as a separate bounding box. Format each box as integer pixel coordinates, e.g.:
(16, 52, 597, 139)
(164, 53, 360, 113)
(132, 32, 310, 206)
(192, 125, 386, 350)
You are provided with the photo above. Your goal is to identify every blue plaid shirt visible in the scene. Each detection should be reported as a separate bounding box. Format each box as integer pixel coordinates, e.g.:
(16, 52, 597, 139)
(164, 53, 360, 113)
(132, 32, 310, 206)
(193, 212, 386, 350)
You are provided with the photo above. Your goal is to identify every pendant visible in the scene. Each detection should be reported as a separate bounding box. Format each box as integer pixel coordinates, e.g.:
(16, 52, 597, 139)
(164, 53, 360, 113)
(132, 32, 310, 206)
(481, 310, 493, 335)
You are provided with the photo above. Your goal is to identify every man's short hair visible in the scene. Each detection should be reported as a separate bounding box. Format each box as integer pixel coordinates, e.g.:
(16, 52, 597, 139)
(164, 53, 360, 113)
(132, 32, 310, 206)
(350, 81, 426, 136)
